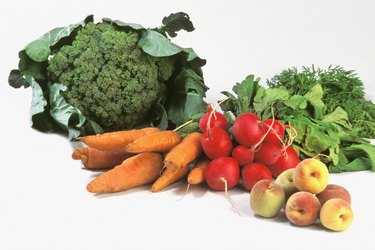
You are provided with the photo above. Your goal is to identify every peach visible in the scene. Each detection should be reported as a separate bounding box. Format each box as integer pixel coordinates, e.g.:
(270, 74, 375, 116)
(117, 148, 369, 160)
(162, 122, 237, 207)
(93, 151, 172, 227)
(250, 180, 285, 218)
(293, 158, 329, 194)
(316, 184, 351, 206)
(320, 198, 353, 231)
(285, 191, 321, 226)
(275, 168, 299, 200)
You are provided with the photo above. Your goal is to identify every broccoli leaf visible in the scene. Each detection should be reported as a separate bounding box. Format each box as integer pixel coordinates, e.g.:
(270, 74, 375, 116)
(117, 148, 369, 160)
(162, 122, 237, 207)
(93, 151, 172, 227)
(139, 30, 183, 57)
(24, 15, 93, 62)
(8, 70, 29, 88)
(49, 84, 87, 139)
(26, 76, 59, 132)
(167, 68, 207, 126)
(102, 18, 145, 30)
(159, 12, 195, 38)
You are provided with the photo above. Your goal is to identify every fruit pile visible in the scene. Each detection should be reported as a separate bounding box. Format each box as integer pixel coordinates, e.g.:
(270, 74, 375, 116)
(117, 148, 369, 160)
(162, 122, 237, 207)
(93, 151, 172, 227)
(199, 105, 354, 231)
(250, 159, 353, 231)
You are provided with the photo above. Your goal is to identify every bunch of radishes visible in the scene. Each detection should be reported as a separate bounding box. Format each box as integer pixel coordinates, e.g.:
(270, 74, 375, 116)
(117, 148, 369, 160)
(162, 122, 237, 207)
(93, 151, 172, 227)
(199, 104, 301, 194)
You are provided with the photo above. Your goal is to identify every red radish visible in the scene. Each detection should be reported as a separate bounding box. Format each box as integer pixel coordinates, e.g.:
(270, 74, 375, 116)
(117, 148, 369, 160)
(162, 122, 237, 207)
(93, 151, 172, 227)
(204, 156, 241, 215)
(254, 142, 284, 165)
(269, 146, 301, 178)
(232, 145, 254, 166)
(262, 119, 285, 144)
(204, 157, 240, 191)
(241, 162, 272, 191)
(201, 127, 232, 159)
(232, 112, 265, 148)
(199, 104, 228, 132)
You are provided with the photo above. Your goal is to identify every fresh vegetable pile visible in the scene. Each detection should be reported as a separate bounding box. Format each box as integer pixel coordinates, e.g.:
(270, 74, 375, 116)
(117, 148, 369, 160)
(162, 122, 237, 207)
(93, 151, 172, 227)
(8, 14, 375, 232)
(8, 13, 208, 139)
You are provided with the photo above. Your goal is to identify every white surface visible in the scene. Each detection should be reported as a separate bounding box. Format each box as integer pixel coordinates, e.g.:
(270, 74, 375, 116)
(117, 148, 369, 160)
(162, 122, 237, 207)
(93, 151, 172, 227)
(1, 1, 375, 250)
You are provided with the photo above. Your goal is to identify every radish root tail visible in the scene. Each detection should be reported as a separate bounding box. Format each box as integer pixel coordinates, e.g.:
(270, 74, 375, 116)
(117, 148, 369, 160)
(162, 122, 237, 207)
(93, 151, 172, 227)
(220, 177, 241, 216)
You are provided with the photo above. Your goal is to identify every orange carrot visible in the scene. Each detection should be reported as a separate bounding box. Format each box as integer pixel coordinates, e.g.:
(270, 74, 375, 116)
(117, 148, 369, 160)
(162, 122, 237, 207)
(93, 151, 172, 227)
(78, 127, 160, 151)
(164, 132, 202, 171)
(86, 152, 162, 193)
(72, 147, 133, 170)
(187, 157, 210, 185)
(125, 130, 181, 153)
(151, 165, 190, 192)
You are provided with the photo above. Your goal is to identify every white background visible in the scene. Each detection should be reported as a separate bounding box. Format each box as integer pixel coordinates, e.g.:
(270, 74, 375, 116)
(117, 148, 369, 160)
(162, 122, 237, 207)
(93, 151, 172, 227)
(1, 1, 375, 250)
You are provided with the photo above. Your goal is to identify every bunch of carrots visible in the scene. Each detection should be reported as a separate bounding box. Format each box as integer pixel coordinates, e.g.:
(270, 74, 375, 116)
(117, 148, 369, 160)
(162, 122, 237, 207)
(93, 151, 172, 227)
(72, 127, 209, 194)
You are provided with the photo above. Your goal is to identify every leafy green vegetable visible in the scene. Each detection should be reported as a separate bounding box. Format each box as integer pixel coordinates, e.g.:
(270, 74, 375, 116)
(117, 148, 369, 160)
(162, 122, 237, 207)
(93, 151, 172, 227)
(9, 13, 208, 139)
(220, 73, 375, 173)
(267, 65, 375, 138)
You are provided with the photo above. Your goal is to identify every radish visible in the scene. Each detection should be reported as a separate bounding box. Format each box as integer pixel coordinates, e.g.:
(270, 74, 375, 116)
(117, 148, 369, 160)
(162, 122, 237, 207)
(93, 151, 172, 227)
(269, 146, 301, 178)
(204, 157, 240, 191)
(204, 156, 241, 214)
(232, 145, 254, 166)
(254, 142, 284, 165)
(241, 162, 272, 191)
(262, 119, 285, 144)
(199, 104, 228, 132)
(201, 127, 232, 159)
(232, 112, 265, 148)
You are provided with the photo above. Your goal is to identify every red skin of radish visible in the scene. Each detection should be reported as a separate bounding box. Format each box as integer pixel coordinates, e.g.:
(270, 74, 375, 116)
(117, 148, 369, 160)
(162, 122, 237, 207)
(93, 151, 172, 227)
(199, 105, 228, 132)
(201, 127, 232, 159)
(232, 112, 265, 147)
(204, 157, 240, 191)
(262, 119, 285, 144)
(241, 162, 272, 191)
(269, 146, 301, 178)
(254, 142, 284, 165)
(199, 111, 228, 133)
(232, 145, 254, 166)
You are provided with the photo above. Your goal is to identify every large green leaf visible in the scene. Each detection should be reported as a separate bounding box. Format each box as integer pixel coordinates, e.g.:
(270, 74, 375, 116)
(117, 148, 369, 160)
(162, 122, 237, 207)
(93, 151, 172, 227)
(167, 68, 207, 126)
(49, 83, 87, 139)
(253, 86, 290, 118)
(139, 30, 183, 57)
(26, 76, 58, 132)
(303, 84, 326, 119)
(24, 15, 93, 62)
(102, 18, 145, 30)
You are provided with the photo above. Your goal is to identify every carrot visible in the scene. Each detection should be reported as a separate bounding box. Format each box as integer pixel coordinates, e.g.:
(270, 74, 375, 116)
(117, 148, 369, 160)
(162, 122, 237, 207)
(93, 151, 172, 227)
(78, 127, 160, 151)
(164, 132, 202, 172)
(72, 147, 133, 170)
(180, 157, 210, 198)
(151, 165, 190, 192)
(86, 152, 163, 193)
(187, 157, 210, 185)
(125, 130, 181, 153)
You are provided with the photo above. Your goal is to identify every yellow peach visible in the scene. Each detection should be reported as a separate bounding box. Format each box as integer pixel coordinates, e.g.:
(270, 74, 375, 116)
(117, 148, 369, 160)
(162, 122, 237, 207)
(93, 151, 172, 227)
(293, 158, 329, 194)
(320, 198, 353, 231)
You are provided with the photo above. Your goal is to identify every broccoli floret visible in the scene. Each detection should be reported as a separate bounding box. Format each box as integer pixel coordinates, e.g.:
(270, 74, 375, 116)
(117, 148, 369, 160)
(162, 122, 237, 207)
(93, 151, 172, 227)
(47, 22, 175, 131)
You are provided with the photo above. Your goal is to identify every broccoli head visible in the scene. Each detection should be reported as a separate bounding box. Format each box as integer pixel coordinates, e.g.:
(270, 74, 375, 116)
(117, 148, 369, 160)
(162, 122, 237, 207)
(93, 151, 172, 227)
(47, 22, 175, 131)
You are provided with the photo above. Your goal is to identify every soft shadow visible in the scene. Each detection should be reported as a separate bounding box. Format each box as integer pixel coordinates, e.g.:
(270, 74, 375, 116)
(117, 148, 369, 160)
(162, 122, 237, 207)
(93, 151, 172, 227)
(93, 185, 151, 198)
